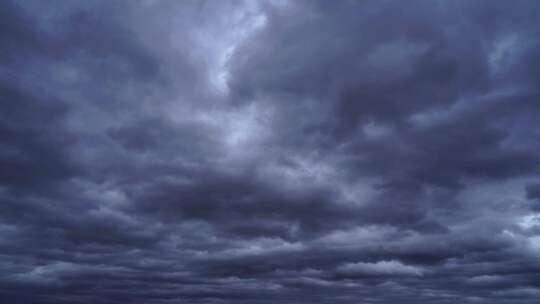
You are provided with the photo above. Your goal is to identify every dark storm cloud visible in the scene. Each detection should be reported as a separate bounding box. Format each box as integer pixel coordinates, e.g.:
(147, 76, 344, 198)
(1, 0, 540, 303)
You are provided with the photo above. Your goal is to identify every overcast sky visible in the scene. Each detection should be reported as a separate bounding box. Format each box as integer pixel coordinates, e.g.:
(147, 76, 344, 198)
(1, 0, 540, 303)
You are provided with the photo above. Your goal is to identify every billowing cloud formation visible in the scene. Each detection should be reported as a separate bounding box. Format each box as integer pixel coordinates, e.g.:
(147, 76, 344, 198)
(1, 0, 540, 303)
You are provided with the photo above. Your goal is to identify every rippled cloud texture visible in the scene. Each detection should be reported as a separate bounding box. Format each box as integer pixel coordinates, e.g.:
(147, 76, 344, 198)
(1, 1, 540, 303)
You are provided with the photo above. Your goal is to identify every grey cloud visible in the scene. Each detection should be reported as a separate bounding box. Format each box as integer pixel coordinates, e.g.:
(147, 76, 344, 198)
(1, 0, 540, 303)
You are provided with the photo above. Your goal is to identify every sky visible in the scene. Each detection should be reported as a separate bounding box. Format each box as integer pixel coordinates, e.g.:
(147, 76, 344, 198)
(1, 0, 540, 303)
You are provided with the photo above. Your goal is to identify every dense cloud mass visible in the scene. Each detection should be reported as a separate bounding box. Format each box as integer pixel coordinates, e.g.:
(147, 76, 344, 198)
(1, 0, 540, 303)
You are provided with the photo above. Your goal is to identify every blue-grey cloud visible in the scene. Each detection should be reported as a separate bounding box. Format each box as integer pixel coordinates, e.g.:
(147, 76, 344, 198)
(1, 0, 540, 303)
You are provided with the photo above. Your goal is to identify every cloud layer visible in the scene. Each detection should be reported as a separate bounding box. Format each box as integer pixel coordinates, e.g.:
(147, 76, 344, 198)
(1, 1, 540, 303)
